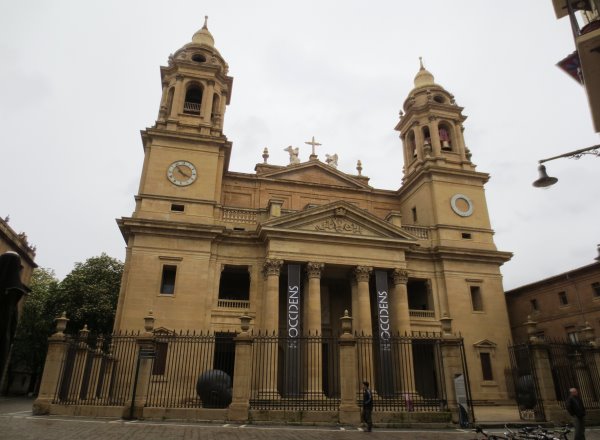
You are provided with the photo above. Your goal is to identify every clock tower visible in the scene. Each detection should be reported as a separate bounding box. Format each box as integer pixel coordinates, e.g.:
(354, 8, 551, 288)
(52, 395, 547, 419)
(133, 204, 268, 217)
(114, 19, 233, 329)
(134, 17, 233, 225)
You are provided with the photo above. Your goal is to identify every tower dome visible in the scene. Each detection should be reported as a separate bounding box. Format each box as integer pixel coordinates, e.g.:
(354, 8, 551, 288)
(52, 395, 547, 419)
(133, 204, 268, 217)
(413, 57, 435, 88)
(192, 16, 215, 46)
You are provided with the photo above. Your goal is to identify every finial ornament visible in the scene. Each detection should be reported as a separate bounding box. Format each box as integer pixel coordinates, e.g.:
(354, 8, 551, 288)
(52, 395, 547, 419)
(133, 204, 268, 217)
(262, 147, 269, 164)
(419, 56, 424, 70)
(356, 160, 363, 176)
(203, 15, 208, 29)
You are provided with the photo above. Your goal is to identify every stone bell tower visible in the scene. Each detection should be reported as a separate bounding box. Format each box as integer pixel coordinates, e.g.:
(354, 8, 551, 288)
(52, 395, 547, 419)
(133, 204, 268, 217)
(133, 17, 234, 225)
(396, 60, 513, 401)
(395, 59, 495, 241)
(114, 19, 235, 330)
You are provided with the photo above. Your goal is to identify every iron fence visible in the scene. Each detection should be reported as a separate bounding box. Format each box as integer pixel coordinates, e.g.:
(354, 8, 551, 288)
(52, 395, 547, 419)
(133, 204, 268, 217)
(249, 333, 341, 411)
(145, 331, 235, 408)
(546, 341, 600, 409)
(53, 332, 139, 406)
(356, 333, 454, 412)
(508, 340, 600, 421)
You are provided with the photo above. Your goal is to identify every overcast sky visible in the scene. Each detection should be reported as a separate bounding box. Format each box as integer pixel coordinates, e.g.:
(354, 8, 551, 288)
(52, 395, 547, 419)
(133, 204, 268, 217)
(1, 1, 599, 290)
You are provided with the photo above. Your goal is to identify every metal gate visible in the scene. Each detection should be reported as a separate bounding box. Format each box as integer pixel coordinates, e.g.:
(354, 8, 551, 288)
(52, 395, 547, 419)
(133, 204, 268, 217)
(508, 343, 545, 421)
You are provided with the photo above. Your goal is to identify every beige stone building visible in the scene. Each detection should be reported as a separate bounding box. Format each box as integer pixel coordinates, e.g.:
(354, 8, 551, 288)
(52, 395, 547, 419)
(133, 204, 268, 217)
(506, 256, 600, 343)
(114, 21, 514, 403)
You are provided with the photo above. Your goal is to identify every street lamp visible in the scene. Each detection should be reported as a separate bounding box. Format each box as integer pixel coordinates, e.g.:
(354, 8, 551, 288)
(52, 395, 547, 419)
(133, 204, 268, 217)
(532, 144, 600, 188)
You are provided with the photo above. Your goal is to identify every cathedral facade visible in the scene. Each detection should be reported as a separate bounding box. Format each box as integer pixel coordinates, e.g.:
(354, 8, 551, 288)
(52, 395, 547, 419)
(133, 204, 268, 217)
(113, 20, 513, 404)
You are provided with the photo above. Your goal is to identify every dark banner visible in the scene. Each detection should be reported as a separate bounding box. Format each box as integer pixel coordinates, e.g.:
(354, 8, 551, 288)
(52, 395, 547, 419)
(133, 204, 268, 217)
(375, 270, 394, 396)
(285, 264, 301, 396)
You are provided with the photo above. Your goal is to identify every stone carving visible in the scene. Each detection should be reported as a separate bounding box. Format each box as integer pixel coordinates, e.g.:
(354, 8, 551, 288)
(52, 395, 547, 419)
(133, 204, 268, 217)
(334, 207, 346, 217)
(284, 146, 300, 164)
(353, 266, 372, 283)
(263, 259, 283, 278)
(392, 269, 409, 285)
(325, 153, 338, 168)
(306, 262, 324, 279)
(314, 217, 361, 234)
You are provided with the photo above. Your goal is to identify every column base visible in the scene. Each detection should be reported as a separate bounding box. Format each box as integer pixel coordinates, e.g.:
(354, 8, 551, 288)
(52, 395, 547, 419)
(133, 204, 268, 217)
(228, 402, 249, 421)
(32, 398, 52, 416)
(339, 404, 361, 424)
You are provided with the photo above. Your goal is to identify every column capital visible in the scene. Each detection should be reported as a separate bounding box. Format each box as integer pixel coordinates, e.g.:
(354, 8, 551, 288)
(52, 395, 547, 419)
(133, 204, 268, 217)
(391, 269, 409, 285)
(306, 262, 324, 279)
(353, 266, 372, 283)
(263, 258, 283, 278)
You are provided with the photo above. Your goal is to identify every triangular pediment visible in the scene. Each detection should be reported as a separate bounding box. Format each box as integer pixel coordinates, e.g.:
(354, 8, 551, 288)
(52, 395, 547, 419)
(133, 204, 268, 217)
(259, 201, 418, 242)
(259, 161, 370, 189)
(473, 339, 497, 349)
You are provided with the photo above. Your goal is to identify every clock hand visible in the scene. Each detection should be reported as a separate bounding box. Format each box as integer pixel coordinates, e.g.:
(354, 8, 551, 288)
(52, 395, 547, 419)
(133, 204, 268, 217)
(176, 166, 191, 178)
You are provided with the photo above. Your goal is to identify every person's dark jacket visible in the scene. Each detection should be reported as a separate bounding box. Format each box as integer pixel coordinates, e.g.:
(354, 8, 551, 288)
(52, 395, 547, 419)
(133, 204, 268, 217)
(363, 388, 373, 410)
(566, 394, 586, 418)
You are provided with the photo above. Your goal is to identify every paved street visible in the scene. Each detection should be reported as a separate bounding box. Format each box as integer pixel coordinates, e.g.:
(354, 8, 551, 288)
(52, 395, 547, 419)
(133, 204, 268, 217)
(2, 398, 600, 440)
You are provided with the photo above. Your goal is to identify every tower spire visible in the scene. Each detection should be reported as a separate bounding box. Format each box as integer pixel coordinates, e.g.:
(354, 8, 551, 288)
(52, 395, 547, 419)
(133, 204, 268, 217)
(192, 15, 215, 46)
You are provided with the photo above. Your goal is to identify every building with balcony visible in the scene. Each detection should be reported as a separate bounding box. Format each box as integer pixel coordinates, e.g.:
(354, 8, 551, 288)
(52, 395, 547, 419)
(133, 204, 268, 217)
(553, 0, 600, 132)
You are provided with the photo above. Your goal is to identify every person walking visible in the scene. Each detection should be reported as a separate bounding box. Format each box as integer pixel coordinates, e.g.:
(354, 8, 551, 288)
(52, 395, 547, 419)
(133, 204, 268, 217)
(362, 381, 373, 432)
(566, 387, 586, 440)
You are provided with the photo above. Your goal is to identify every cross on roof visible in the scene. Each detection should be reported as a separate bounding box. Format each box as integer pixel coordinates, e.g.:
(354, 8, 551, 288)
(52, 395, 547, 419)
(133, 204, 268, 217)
(305, 136, 322, 157)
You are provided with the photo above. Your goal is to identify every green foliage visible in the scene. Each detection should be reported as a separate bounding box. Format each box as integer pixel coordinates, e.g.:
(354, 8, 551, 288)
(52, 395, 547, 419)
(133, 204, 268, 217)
(9, 254, 123, 391)
(46, 253, 124, 335)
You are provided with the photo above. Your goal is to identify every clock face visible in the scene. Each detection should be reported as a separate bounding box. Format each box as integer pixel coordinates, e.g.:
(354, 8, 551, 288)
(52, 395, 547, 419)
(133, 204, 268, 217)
(450, 194, 473, 217)
(167, 161, 197, 186)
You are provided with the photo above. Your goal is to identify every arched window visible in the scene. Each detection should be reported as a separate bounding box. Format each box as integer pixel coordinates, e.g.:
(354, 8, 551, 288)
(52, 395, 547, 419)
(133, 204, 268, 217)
(407, 130, 417, 159)
(183, 84, 203, 115)
(438, 122, 453, 151)
(422, 126, 431, 146)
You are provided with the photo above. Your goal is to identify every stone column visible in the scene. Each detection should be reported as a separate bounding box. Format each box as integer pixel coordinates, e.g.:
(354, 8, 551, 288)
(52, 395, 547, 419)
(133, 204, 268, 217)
(439, 335, 464, 423)
(390, 269, 416, 395)
(429, 119, 441, 157)
(262, 259, 283, 333)
(125, 312, 156, 420)
(259, 259, 283, 398)
(169, 74, 185, 119)
(201, 80, 215, 121)
(306, 262, 324, 396)
(414, 126, 424, 161)
(354, 266, 373, 335)
(339, 310, 361, 424)
(354, 266, 374, 392)
(229, 315, 253, 422)
(306, 262, 324, 335)
(351, 278, 359, 333)
(390, 269, 411, 336)
(528, 340, 565, 422)
(453, 123, 468, 161)
(33, 313, 70, 415)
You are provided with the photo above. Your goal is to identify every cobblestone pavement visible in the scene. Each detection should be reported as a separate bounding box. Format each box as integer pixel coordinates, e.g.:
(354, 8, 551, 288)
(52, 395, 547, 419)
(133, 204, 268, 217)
(2, 399, 600, 440)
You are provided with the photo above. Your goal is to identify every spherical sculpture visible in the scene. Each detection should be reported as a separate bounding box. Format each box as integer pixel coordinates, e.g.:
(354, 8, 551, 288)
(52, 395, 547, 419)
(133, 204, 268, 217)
(196, 369, 232, 408)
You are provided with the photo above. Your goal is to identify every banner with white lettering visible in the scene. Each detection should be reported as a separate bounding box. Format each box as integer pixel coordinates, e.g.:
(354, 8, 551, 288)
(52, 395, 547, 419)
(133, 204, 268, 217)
(285, 264, 301, 396)
(375, 270, 394, 396)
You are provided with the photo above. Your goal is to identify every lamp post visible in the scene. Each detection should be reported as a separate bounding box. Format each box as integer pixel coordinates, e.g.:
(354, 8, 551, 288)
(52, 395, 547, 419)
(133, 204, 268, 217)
(532, 144, 600, 188)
